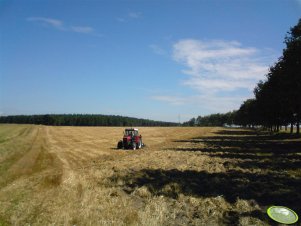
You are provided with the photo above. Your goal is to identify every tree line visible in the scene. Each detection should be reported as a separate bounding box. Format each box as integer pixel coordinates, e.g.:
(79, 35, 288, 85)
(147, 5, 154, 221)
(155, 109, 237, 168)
(236, 18, 301, 134)
(184, 19, 301, 134)
(183, 111, 237, 127)
(0, 114, 178, 127)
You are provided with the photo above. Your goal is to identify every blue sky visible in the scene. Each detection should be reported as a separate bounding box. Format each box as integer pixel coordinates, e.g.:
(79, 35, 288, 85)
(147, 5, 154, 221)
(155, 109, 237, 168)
(1, 0, 300, 122)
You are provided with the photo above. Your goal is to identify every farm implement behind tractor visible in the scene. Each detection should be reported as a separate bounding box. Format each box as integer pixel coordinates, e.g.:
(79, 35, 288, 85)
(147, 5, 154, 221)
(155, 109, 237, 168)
(117, 128, 144, 150)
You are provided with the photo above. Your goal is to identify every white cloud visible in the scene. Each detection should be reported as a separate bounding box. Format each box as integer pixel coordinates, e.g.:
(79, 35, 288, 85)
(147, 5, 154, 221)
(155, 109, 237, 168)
(153, 39, 276, 114)
(172, 39, 274, 91)
(173, 39, 270, 85)
(71, 26, 94, 34)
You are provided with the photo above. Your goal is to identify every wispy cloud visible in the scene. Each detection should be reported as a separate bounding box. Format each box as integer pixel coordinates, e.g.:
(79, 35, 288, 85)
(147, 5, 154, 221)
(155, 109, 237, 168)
(116, 11, 142, 22)
(27, 17, 101, 37)
(71, 26, 94, 34)
(128, 12, 142, 19)
(149, 44, 166, 55)
(116, 17, 126, 23)
(152, 94, 250, 113)
(27, 17, 64, 30)
(152, 95, 187, 105)
(153, 39, 277, 113)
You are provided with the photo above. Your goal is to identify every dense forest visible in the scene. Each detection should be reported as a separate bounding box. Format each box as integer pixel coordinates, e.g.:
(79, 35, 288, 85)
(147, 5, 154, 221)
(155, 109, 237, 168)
(184, 19, 301, 134)
(0, 114, 178, 127)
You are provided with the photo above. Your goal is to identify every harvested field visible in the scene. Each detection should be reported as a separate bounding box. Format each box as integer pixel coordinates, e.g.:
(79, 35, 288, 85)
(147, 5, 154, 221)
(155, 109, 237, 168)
(0, 124, 300, 225)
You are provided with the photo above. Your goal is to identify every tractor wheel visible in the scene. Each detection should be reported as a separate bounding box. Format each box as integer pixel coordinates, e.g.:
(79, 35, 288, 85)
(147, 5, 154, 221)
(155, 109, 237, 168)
(137, 141, 142, 149)
(132, 143, 136, 150)
(117, 141, 123, 149)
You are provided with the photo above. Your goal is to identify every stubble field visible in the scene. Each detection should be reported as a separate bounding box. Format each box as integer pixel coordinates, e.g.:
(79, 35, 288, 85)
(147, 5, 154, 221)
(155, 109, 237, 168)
(0, 124, 300, 225)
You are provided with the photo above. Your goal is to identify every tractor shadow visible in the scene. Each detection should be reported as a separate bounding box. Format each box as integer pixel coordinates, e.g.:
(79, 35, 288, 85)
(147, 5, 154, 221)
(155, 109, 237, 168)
(109, 129, 301, 225)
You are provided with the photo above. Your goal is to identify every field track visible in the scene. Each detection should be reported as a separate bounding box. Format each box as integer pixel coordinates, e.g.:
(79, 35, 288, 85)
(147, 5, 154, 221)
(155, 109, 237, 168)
(0, 125, 300, 225)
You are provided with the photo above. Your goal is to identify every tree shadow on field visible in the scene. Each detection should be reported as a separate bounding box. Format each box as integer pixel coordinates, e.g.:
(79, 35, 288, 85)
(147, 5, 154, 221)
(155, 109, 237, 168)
(173, 137, 301, 155)
(170, 129, 301, 224)
(109, 129, 301, 225)
(215, 129, 301, 139)
(111, 168, 301, 225)
(114, 168, 300, 204)
(214, 130, 261, 136)
(171, 129, 301, 171)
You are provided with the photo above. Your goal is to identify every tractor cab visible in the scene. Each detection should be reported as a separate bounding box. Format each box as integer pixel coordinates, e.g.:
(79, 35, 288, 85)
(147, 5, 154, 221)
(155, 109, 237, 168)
(124, 128, 139, 137)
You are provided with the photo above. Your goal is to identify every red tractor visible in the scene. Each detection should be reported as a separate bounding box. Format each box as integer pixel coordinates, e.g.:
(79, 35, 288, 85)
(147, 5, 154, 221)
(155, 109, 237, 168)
(117, 128, 144, 150)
